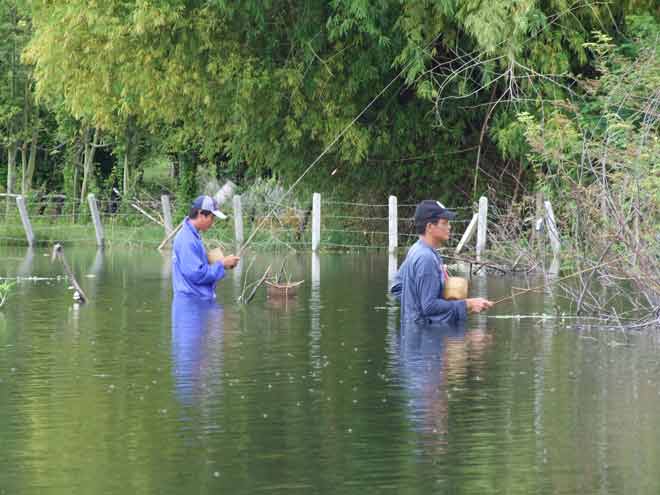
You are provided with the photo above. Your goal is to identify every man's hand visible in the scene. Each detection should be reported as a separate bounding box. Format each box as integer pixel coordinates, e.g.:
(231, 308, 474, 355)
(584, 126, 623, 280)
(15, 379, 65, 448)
(222, 255, 240, 269)
(465, 297, 493, 313)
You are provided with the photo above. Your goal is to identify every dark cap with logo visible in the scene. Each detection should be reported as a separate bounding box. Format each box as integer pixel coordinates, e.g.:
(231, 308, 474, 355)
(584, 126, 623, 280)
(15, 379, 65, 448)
(414, 200, 457, 224)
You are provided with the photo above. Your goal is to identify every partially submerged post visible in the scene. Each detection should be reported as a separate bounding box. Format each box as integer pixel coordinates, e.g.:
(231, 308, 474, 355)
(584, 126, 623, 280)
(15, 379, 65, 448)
(476, 196, 488, 261)
(87, 194, 104, 248)
(312, 193, 321, 252)
(544, 200, 561, 257)
(51, 243, 88, 303)
(15, 195, 35, 247)
(233, 195, 244, 247)
(388, 195, 397, 254)
(456, 213, 478, 255)
(157, 220, 184, 250)
(161, 195, 173, 234)
(215, 180, 236, 206)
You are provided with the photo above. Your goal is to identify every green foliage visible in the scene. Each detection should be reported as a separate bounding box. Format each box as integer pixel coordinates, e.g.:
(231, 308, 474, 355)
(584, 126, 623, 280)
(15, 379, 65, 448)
(0, 0, 656, 213)
(520, 15, 659, 264)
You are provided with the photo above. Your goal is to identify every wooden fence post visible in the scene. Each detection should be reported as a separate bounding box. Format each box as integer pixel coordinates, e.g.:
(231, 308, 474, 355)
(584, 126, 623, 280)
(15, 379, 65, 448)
(15, 195, 35, 247)
(455, 213, 478, 255)
(233, 195, 244, 246)
(87, 193, 105, 248)
(476, 196, 488, 260)
(544, 200, 561, 256)
(312, 192, 321, 252)
(388, 195, 397, 254)
(161, 194, 173, 234)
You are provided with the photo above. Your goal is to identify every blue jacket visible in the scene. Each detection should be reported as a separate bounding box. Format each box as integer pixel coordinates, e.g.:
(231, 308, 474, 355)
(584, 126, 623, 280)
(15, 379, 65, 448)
(172, 218, 225, 300)
(391, 239, 467, 325)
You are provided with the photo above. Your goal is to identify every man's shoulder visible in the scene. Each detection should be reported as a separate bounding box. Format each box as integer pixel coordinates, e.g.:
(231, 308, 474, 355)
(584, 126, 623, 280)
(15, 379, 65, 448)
(173, 221, 198, 247)
(409, 245, 440, 273)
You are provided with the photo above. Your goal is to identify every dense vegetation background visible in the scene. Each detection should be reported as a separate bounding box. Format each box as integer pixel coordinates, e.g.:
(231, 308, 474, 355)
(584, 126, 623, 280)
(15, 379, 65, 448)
(1, 1, 658, 209)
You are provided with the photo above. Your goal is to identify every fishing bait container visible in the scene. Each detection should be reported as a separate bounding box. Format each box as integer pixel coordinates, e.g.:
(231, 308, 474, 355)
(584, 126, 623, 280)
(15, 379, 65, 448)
(444, 276, 468, 300)
(207, 247, 225, 264)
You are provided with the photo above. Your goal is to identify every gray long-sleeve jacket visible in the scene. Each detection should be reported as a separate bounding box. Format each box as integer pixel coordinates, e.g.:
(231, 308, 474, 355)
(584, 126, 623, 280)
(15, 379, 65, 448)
(390, 239, 467, 325)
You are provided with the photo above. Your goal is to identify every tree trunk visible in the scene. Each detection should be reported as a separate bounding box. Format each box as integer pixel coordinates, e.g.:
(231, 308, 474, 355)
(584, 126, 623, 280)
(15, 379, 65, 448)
(20, 141, 28, 195)
(6, 144, 18, 218)
(123, 117, 138, 196)
(24, 130, 38, 193)
(123, 150, 129, 196)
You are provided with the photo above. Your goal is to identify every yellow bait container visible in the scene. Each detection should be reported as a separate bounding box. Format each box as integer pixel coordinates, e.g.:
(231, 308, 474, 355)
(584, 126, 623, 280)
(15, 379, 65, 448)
(444, 276, 468, 300)
(207, 247, 225, 264)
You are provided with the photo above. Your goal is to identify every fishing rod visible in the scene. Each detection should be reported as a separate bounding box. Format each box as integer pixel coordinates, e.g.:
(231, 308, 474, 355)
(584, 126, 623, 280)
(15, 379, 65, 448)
(491, 256, 626, 306)
(236, 35, 442, 257)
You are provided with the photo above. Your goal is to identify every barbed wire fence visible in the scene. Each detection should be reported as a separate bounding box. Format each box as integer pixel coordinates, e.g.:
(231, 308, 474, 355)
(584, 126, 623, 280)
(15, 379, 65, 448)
(0, 192, 559, 259)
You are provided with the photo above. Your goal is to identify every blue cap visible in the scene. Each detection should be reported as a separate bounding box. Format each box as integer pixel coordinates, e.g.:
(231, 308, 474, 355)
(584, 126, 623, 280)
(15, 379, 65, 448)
(414, 200, 456, 224)
(191, 195, 227, 219)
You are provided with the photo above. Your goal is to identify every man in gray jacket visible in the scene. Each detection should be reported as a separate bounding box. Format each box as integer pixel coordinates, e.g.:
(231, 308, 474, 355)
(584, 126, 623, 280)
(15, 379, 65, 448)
(391, 200, 492, 325)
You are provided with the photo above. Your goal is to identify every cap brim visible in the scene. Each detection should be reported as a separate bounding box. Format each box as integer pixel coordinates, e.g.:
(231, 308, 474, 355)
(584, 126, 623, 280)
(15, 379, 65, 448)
(211, 209, 227, 220)
(438, 210, 457, 220)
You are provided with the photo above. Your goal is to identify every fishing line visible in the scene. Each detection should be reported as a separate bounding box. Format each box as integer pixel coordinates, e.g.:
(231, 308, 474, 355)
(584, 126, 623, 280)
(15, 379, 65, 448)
(491, 256, 626, 306)
(237, 34, 442, 256)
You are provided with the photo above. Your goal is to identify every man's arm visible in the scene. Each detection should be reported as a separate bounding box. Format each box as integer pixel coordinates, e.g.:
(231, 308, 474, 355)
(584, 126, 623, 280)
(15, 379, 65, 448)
(415, 263, 467, 321)
(177, 241, 225, 285)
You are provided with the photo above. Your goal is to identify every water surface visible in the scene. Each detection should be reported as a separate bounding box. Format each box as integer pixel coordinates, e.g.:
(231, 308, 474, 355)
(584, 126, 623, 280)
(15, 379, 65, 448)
(1, 246, 659, 494)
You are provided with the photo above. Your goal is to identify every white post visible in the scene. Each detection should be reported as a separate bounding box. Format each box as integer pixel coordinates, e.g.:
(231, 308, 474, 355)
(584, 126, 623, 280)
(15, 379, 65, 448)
(233, 195, 244, 247)
(388, 195, 398, 254)
(476, 196, 488, 261)
(215, 180, 236, 205)
(312, 192, 321, 252)
(544, 200, 561, 256)
(312, 251, 320, 287)
(15, 195, 35, 247)
(455, 213, 478, 255)
(388, 253, 398, 287)
(87, 193, 105, 248)
(161, 194, 173, 234)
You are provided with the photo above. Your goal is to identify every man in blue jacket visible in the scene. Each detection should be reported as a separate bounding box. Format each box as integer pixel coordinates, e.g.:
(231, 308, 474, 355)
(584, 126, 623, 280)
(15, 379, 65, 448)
(391, 200, 492, 325)
(172, 195, 240, 300)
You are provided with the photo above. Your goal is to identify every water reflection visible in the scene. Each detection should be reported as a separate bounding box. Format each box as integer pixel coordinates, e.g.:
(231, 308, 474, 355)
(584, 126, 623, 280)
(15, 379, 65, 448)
(310, 252, 321, 370)
(18, 247, 35, 277)
(398, 322, 493, 456)
(171, 295, 224, 406)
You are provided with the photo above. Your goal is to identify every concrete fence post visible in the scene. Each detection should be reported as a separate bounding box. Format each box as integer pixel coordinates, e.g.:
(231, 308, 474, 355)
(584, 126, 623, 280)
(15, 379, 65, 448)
(233, 195, 244, 247)
(312, 193, 321, 252)
(15, 195, 35, 247)
(87, 193, 105, 248)
(456, 213, 478, 255)
(544, 200, 561, 256)
(388, 195, 398, 254)
(161, 194, 173, 234)
(476, 196, 488, 260)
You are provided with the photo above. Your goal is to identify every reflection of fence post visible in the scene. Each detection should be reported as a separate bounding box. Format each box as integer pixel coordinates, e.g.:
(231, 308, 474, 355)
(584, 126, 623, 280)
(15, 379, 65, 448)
(233, 195, 244, 246)
(312, 192, 321, 252)
(161, 195, 173, 234)
(388, 195, 397, 254)
(476, 196, 488, 260)
(87, 193, 104, 248)
(544, 200, 561, 256)
(16, 195, 35, 247)
(456, 213, 478, 255)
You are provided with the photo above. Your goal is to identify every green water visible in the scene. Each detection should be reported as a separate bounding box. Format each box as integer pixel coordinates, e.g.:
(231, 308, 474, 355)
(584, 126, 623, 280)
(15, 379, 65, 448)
(1, 246, 659, 494)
